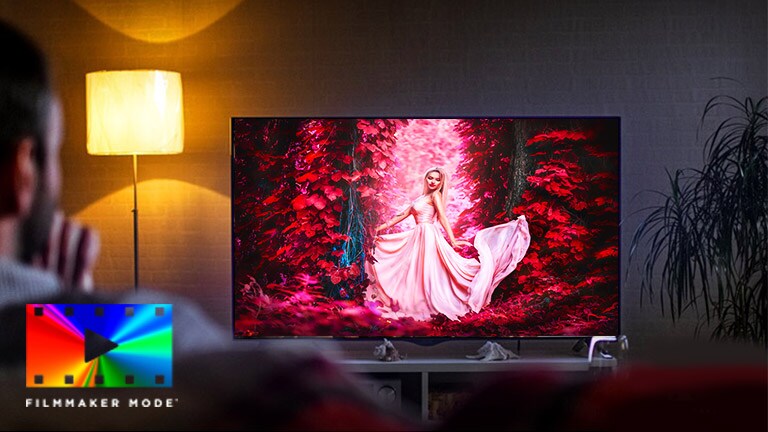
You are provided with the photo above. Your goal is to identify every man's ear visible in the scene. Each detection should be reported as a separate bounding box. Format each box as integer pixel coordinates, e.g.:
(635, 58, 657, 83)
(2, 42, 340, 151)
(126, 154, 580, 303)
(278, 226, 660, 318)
(1, 138, 38, 217)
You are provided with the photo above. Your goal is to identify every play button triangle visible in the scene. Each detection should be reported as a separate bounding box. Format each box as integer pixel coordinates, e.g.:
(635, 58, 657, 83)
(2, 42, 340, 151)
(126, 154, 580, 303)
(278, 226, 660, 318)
(84, 329, 119, 363)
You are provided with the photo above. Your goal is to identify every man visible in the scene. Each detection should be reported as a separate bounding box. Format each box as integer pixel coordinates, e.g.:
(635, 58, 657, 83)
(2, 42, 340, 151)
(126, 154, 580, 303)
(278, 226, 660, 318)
(0, 20, 227, 352)
(0, 21, 99, 307)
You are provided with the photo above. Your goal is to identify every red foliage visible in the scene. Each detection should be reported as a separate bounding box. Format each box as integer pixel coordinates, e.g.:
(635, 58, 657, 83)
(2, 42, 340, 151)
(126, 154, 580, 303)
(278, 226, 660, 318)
(527, 129, 590, 145)
(453, 119, 518, 237)
(509, 123, 619, 335)
(452, 119, 619, 336)
(233, 119, 411, 335)
(234, 275, 434, 337)
(233, 118, 619, 338)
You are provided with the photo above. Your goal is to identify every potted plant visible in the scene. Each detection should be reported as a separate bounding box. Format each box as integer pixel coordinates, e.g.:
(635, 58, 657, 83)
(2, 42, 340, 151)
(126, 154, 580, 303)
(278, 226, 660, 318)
(628, 95, 766, 347)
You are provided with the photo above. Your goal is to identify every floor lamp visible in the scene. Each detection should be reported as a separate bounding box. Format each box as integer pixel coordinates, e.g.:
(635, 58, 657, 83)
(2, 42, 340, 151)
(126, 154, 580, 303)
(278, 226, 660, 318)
(86, 70, 184, 291)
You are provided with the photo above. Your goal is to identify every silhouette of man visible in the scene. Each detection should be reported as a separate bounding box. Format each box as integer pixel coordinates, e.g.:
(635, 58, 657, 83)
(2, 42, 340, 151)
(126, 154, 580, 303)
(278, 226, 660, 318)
(0, 20, 226, 352)
(0, 20, 99, 306)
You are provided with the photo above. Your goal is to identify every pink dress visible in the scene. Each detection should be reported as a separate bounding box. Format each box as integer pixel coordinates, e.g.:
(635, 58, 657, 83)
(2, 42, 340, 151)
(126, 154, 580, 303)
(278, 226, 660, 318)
(365, 195, 531, 321)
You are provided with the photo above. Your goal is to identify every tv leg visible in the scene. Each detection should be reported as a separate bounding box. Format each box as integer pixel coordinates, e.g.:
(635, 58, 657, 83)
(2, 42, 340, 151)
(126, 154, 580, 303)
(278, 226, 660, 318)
(587, 336, 630, 363)
(571, 337, 589, 354)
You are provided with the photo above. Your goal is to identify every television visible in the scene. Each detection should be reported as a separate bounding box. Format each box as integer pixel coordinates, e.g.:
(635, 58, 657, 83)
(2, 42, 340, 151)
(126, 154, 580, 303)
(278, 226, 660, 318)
(232, 118, 619, 340)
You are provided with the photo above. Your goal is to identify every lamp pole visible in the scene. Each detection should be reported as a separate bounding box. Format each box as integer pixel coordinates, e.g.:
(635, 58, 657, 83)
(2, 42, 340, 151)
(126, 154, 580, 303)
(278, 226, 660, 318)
(85, 70, 184, 292)
(132, 154, 139, 292)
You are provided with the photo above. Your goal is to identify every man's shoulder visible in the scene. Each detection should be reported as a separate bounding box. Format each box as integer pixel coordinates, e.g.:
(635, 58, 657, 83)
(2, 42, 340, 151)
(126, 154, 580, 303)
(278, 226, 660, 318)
(0, 258, 59, 309)
(116, 288, 231, 354)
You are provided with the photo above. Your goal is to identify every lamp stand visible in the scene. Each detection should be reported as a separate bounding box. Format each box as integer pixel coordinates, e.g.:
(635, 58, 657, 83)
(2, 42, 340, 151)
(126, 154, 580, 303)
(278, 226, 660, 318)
(132, 154, 139, 292)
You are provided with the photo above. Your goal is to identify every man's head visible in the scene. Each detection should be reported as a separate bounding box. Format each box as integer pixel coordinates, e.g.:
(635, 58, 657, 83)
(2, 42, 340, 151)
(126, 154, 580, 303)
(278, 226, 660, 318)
(0, 21, 61, 262)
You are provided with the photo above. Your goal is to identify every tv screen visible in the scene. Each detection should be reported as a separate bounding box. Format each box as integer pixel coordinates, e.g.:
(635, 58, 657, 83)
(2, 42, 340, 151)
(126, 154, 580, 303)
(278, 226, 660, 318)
(232, 118, 619, 339)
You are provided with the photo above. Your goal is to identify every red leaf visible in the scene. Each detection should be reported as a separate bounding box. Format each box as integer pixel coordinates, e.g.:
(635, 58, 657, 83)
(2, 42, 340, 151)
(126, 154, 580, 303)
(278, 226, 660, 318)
(322, 185, 344, 201)
(357, 185, 375, 197)
(526, 129, 590, 145)
(306, 194, 327, 210)
(305, 152, 323, 164)
(595, 246, 618, 259)
(291, 195, 308, 210)
(296, 172, 319, 183)
(263, 195, 279, 205)
(321, 210, 340, 227)
(343, 171, 362, 182)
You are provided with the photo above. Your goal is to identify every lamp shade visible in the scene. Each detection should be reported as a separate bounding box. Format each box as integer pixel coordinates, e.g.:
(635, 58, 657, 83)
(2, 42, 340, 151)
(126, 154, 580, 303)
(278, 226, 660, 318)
(86, 70, 184, 155)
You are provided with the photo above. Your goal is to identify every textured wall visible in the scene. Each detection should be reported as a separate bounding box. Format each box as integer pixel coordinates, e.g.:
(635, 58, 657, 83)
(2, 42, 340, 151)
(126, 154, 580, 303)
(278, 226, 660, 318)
(1, 0, 765, 356)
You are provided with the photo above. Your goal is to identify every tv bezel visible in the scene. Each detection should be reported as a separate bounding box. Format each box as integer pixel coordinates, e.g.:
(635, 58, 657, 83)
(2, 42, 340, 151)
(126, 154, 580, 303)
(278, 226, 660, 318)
(230, 116, 622, 342)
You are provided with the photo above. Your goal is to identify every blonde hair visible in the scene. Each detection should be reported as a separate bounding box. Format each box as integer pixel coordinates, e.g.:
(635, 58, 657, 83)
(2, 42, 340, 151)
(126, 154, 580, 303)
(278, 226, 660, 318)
(422, 167, 449, 202)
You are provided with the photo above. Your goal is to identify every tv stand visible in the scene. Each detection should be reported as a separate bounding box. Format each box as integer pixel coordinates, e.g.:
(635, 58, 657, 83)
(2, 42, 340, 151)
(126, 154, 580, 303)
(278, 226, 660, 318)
(339, 338, 620, 422)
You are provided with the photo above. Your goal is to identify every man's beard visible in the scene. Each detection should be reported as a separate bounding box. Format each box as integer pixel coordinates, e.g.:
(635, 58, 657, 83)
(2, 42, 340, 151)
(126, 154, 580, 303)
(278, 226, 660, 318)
(19, 185, 56, 264)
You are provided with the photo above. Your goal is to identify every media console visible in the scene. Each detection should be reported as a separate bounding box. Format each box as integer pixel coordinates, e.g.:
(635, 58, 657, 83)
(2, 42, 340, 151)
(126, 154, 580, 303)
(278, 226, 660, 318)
(338, 338, 621, 421)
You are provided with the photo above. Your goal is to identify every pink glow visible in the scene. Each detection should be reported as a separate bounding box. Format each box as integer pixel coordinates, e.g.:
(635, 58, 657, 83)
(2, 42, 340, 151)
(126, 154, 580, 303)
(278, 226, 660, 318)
(382, 119, 474, 239)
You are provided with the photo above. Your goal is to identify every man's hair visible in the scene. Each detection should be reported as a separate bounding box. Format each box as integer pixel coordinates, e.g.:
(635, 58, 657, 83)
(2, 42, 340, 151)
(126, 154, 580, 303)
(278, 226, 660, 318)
(0, 20, 52, 169)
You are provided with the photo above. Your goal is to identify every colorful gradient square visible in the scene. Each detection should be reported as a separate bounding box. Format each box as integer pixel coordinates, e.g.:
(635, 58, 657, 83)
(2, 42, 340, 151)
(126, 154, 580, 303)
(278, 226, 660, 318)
(26, 304, 172, 388)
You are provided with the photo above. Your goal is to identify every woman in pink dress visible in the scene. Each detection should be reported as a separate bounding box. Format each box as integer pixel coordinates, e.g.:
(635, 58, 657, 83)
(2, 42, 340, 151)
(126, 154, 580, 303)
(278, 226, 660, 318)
(365, 167, 531, 321)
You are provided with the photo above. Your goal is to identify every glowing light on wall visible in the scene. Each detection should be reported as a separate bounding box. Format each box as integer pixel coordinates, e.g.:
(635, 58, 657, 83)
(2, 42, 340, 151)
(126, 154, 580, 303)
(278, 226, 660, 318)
(74, 180, 230, 292)
(74, 0, 243, 43)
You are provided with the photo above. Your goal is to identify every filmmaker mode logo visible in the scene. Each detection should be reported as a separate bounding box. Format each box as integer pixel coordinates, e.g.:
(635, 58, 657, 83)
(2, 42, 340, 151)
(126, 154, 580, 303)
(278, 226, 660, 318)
(26, 304, 172, 388)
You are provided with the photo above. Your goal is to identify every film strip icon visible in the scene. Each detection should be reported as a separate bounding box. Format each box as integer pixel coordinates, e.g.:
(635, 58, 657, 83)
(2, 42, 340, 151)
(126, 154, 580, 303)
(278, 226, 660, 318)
(26, 304, 172, 388)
